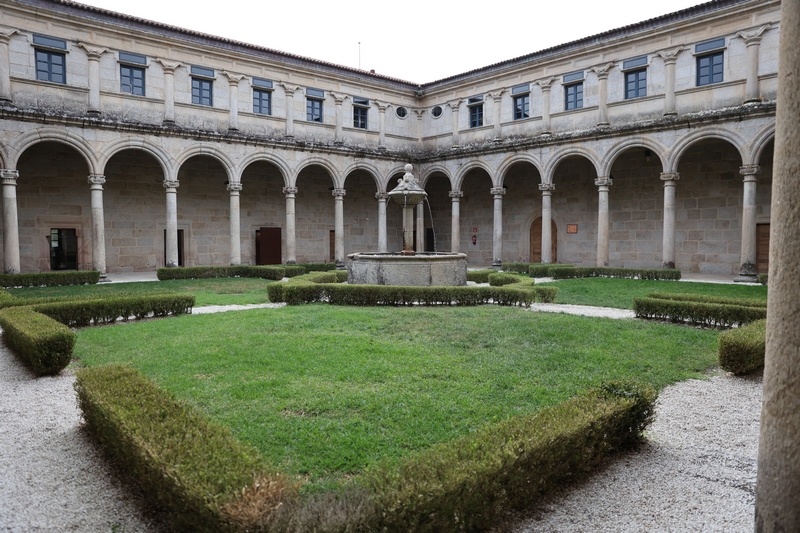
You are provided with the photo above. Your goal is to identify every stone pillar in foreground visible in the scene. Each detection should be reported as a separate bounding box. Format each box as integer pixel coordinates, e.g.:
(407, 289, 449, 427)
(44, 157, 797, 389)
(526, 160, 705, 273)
(595, 177, 612, 266)
(755, 0, 800, 529)
(491, 186, 505, 269)
(540, 183, 555, 264)
(333, 188, 345, 268)
(1, 169, 20, 274)
(735, 165, 760, 281)
(376, 192, 388, 253)
(283, 187, 297, 264)
(88, 174, 107, 274)
(660, 172, 679, 269)
(163, 179, 179, 267)
(227, 182, 242, 265)
(450, 191, 462, 253)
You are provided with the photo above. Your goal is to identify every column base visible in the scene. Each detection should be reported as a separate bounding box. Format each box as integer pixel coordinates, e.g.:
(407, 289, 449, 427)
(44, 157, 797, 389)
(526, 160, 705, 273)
(285, 260, 297, 265)
(335, 260, 346, 270)
(87, 109, 101, 117)
(744, 98, 763, 104)
(491, 260, 502, 270)
(662, 261, 676, 269)
(734, 274, 759, 283)
(663, 112, 678, 117)
(98, 273, 111, 283)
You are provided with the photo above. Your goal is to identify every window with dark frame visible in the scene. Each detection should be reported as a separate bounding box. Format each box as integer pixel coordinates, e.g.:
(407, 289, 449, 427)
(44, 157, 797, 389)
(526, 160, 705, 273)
(623, 56, 647, 99)
(252, 78, 273, 115)
(563, 71, 584, 111)
(353, 97, 369, 129)
(190, 66, 215, 107)
(306, 87, 324, 122)
(33, 35, 67, 85)
(696, 38, 725, 86)
(119, 52, 146, 96)
(468, 95, 483, 128)
(512, 83, 530, 120)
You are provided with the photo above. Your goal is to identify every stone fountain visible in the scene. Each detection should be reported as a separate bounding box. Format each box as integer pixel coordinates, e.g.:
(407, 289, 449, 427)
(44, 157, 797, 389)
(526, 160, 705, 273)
(347, 164, 467, 286)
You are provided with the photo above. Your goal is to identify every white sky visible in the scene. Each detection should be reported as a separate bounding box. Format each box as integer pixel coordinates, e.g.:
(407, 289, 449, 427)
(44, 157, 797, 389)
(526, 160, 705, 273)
(76, 0, 710, 84)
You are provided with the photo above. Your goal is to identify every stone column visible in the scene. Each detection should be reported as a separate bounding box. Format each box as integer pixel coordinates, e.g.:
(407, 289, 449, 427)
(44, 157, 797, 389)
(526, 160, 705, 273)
(657, 48, 683, 116)
(279, 83, 300, 138)
(755, 1, 800, 528)
(660, 172, 679, 269)
(227, 182, 242, 265)
(536, 77, 556, 134)
(0, 30, 19, 103)
(283, 187, 298, 264)
(376, 192, 388, 253)
(737, 25, 771, 103)
(540, 183, 555, 264)
(333, 188, 345, 268)
(156, 59, 181, 124)
(223, 72, 245, 131)
(592, 64, 614, 126)
(450, 191, 462, 253)
(79, 44, 108, 116)
(489, 90, 504, 139)
(734, 165, 760, 280)
(413, 108, 425, 145)
(416, 202, 424, 252)
(163, 179, 180, 267)
(331, 92, 347, 143)
(448, 99, 462, 146)
(88, 174, 107, 274)
(1, 170, 20, 274)
(595, 177, 613, 266)
(375, 101, 390, 148)
(491, 187, 505, 269)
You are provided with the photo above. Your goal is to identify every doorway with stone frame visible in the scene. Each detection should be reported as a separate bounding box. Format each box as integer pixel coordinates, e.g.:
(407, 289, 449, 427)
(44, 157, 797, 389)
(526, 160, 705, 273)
(530, 217, 557, 263)
(757, 223, 770, 274)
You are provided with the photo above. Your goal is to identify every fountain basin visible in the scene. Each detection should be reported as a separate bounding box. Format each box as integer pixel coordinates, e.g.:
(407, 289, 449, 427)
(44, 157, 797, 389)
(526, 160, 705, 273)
(347, 252, 467, 286)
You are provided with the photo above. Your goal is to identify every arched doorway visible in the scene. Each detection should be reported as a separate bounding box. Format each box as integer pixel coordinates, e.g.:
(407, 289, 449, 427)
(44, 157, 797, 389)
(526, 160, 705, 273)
(530, 217, 557, 263)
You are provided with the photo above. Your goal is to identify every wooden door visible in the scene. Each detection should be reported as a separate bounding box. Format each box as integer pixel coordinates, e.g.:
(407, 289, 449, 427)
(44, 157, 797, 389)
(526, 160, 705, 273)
(163, 229, 184, 267)
(757, 223, 770, 274)
(329, 230, 335, 262)
(258, 227, 282, 265)
(530, 217, 557, 263)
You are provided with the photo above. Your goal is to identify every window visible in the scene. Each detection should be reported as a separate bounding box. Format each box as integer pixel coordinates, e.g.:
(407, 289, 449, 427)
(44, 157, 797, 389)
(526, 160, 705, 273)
(306, 88, 324, 122)
(625, 70, 646, 99)
(253, 78, 273, 115)
(190, 66, 215, 106)
(396, 106, 408, 118)
(563, 71, 584, 111)
(512, 84, 530, 120)
(696, 38, 725, 86)
(431, 105, 443, 118)
(33, 35, 67, 84)
(468, 95, 483, 128)
(353, 97, 369, 129)
(119, 52, 146, 96)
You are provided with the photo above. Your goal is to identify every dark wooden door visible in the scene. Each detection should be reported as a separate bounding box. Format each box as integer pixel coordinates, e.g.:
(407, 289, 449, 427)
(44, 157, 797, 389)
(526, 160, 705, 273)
(757, 223, 770, 274)
(258, 227, 282, 265)
(329, 230, 335, 262)
(163, 229, 184, 267)
(530, 217, 557, 263)
(50, 228, 77, 270)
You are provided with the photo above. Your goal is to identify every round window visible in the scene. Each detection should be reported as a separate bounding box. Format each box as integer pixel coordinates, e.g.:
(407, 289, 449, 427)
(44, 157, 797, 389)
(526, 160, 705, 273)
(396, 106, 408, 118)
(431, 105, 443, 118)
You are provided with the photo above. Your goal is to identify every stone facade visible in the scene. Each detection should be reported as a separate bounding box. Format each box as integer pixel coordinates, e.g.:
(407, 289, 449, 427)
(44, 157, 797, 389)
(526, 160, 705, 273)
(0, 0, 781, 277)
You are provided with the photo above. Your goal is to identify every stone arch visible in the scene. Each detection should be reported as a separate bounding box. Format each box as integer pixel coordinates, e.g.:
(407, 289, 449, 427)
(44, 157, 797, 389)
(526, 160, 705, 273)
(496, 153, 544, 185)
(748, 124, 777, 167)
(453, 160, 494, 190)
(175, 145, 236, 182)
(98, 137, 172, 178)
(419, 164, 453, 189)
(544, 146, 601, 183)
(0, 143, 8, 169)
(600, 137, 669, 177)
(8, 127, 99, 174)
(342, 161, 382, 192)
(236, 151, 291, 187)
(293, 157, 340, 188)
(667, 127, 747, 171)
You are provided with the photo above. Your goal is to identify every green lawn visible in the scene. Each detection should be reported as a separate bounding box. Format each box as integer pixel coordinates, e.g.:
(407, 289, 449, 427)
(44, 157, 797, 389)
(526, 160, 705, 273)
(74, 304, 719, 490)
(538, 278, 768, 309)
(8, 277, 274, 307)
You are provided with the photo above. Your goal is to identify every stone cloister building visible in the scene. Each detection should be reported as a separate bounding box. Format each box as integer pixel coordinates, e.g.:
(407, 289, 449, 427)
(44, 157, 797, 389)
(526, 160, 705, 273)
(0, 0, 781, 277)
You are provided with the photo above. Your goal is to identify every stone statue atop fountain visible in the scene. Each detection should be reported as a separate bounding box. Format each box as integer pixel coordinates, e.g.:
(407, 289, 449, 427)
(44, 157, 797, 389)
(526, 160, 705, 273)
(388, 164, 428, 256)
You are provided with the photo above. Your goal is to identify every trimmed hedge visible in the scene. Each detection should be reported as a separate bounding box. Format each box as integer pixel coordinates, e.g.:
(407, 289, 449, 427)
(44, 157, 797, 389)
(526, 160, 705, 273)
(0, 306, 76, 375)
(549, 266, 681, 280)
(157, 265, 286, 281)
(302, 262, 337, 272)
(719, 319, 766, 375)
(0, 270, 101, 288)
(758, 273, 768, 286)
(647, 292, 767, 309)
(633, 297, 766, 328)
(365, 380, 656, 532)
(466, 269, 494, 283)
(75, 364, 295, 533)
(34, 294, 194, 328)
(488, 272, 525, 287)
(502, 262, 530, 274)
(528, 263, 574, 277)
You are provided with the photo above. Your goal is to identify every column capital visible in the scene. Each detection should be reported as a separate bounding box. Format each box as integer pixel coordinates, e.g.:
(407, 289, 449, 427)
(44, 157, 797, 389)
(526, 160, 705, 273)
(330, 92, 348, 105)
(449, 190, 463, 199)
(656, 46, 685, 65)
(332, 188, 346, 198)
(283, 186, 298, 196)
(412, 108, 425, 119)
(447, 99, 463, 110)
(375, 192, 389, 200)
(222, 71, 246, 85)
(374, 100, 391, 112)
(595, 177, 613, 187)
(591, 63, 615, 79)
(660, 171, 680, 184)
(227, 182, 243, 192)
(87, 174, 106, 187)
(736, 24, 771, 46)
(539, 183, 555, 192)
(490, 187, 506, 196)
(154, 58, 182, 74)
(740, 164, 761, 178)
(163, 179, 180, 189)
(77, 42, 109, 60)
(488, 89, 505, 102)
(0, 29, 20, 45)
(278, 82, 302, 96)
(535, 76, 557, 90)
(1, 169, 19, 185)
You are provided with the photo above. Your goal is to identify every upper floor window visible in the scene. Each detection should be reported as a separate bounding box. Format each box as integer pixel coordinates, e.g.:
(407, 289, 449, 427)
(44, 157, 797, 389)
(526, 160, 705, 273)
(512, 83, 530, 120)
(563, 71, 584, 111)
(468, 95, 483, 128)
(252, 78, 273, 115)
(696, 38, 725, 86)
(353, 97, 369, 129)
(190, 66, 215, 106)
(119, 52, 146, 96)
(33, 34, 67, 84)
(306, 88, 324, 122)
(623, 56, 647, 99)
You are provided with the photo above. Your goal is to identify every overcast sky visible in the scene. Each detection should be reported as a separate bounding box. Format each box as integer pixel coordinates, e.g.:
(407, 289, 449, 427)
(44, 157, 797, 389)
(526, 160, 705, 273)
(77, 0, 710, 83)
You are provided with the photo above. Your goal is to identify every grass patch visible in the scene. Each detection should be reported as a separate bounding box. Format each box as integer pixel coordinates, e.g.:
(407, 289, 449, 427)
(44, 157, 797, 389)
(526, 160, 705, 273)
(8, 278, 273, 307)
(538, 278, 767, 309)
(73, 305, 718, 491)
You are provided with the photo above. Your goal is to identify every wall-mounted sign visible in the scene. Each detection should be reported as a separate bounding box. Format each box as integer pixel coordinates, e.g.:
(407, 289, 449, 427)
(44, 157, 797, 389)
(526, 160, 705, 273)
(567, 224, 578, 234)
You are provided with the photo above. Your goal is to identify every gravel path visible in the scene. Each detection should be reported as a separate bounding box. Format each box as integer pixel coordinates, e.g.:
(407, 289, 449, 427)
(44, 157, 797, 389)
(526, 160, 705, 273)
(0, 302, 762, 532)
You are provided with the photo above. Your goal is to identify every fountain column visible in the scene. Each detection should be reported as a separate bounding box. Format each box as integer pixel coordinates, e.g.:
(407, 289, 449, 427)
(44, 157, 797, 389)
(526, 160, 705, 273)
(376, 192, 388, 253)
(660, 172, 679, 269)
(416, 203, 424, 252)
(283, 187, 298, 264)
(491, 186, 505, 269)
(333, 188, 345, 268)
(450, 190, 462, 253)
(540, 183, 555, 264)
